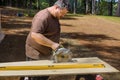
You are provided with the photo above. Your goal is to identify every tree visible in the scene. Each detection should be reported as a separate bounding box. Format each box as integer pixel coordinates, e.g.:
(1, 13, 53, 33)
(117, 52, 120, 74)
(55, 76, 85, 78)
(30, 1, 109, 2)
(73, 0, 77, 14)
(116, 0, 120, 16)
(9, 0, 12, 6)
(48, 0, 56, 6)
(86, 0, 89, 14)
(108, 0, 113, 16)
(96, 0, 101, 14)
(82, 0, 86, 14)
(92, 0, 96, 14)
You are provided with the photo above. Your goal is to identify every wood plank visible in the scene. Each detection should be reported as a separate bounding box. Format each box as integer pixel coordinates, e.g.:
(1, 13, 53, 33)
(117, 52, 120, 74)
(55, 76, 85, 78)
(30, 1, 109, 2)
(0, 57, 119, 76)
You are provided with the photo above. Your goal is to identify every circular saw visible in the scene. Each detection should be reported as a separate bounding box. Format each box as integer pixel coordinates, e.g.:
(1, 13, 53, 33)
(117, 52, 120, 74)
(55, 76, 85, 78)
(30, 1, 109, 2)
(52, 48, 72, 63)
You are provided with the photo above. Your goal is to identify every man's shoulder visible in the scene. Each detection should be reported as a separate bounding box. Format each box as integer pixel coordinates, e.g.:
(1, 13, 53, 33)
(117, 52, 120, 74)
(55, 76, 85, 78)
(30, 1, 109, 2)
(36, 9, 49, 18)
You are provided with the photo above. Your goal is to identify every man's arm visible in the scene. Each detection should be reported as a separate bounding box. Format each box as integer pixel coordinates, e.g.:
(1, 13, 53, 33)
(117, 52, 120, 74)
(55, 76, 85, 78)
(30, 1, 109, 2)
(31, 32, 59, 50)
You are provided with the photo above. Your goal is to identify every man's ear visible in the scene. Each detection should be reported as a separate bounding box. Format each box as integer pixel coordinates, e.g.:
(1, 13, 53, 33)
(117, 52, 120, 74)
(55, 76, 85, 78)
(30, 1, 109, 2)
(54, 5, 60, 10)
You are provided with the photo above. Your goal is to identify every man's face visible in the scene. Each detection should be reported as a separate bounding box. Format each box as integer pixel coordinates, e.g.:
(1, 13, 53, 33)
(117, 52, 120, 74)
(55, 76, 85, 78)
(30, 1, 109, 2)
(56, 8, 68, 19)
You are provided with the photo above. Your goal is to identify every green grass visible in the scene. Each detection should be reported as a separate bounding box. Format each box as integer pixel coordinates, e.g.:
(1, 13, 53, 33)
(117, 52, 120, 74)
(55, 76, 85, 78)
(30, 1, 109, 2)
(98, 15, 120, 23)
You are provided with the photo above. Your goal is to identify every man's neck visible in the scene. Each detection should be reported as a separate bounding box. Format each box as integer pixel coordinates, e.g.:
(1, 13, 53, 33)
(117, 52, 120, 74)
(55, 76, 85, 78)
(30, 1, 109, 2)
(47, 6, 56, 18)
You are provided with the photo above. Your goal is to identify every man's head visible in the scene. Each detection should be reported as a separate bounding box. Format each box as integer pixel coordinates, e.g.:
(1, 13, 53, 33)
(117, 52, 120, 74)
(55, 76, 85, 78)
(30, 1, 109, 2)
(54, 0, 70, 11)
(53, 0, 70, 19)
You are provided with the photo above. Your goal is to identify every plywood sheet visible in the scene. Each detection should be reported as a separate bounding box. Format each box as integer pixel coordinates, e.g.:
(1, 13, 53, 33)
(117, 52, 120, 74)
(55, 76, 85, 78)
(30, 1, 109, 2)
(0, 57, 119, 76)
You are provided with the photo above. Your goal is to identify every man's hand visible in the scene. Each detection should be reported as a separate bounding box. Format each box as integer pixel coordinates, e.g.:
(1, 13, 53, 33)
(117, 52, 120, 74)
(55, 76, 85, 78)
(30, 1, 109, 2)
(51, 43, 60, 51)
(52, 45, 72, 63)
(53, 46, 68, 56)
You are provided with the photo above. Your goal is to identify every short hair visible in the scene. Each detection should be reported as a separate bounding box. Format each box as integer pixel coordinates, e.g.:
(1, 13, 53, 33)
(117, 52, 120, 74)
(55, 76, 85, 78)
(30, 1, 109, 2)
(54, 0, 70, 11)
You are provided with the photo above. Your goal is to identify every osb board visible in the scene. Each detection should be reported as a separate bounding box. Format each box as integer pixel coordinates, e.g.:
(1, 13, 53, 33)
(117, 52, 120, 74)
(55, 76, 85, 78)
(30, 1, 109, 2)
(0, 57, 119, 76)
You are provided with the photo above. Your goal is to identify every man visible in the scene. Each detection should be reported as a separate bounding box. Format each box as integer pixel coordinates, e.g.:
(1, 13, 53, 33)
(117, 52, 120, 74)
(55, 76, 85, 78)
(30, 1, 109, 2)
(0, 32, 5, 43)
(0, 10, 5, 43)
(23, 0, 70, 80)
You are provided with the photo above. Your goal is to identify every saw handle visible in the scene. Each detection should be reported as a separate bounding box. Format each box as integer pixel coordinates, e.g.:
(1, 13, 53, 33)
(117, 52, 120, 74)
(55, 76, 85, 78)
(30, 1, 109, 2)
(54, 45, 64, 53)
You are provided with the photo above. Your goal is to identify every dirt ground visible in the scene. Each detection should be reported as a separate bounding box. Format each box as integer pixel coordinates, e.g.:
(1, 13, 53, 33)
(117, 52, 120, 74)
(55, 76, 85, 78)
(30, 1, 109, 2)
(0, 7, 120, 80)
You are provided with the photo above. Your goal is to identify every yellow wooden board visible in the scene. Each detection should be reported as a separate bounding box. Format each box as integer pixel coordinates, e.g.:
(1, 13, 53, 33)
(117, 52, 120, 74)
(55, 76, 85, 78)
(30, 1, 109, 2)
(0, 57, 119, 76)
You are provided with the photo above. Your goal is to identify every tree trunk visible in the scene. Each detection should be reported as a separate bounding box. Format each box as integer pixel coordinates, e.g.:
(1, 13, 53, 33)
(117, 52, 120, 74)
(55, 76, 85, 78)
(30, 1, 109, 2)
(86, 0, 89, 14)
(29, 0, 32, 9)
(23, 0, 28, 8)
(92, 0, 96, 14)
(116, 0, 120, 16)
(9, 0, 12, 6)
(97, 0, 100, 14)
(37, 0, 39, 10)
(108, 1, 113, 16)
(73, 0, 77, 14)
(28, 0, 33, 16)
(49, 0, 56, 6)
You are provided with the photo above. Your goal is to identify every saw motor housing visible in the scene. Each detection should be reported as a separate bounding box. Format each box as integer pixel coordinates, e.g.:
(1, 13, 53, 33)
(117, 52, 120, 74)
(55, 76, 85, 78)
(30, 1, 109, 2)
(53, 48, 72, 63)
